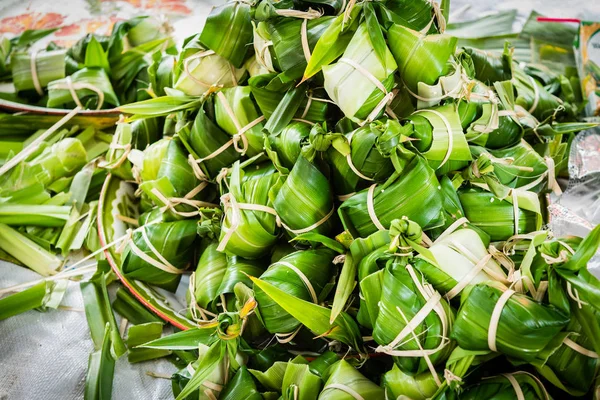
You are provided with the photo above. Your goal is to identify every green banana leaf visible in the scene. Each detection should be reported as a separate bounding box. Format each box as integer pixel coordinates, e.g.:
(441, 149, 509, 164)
(460, 371, 550, 400)
(1, 137, 87, 194)
(121, 219, 198, 291)
(323, 22, 397, 121)
(339, 155, 445, 238)
(452, 282, 569, 362)
(415, 228, 508, 298)
(47, 67, 119, 109)
(406, 104, 471, 173)
(326, 120, 397, 197)
(458, 187, 542, 241)
(271, 155, 335, 237)
(136, 138, 207, 213)
(220, 367, 263, 400)
(319, 360, 385, 400)
(382, 364, 440, 400)
(11, 49, 66, 93)
(265, 121, 311, 171)
(387, 24, 456, 95)
(214, 86, 265, 157)
(173, 35, 246, 96)
(218, 161, 279, 258)
(254, 248, 334, 334)
(199, 0, 253, 68)
(373, 260, 454, 374)
(268, 16, 335, 82)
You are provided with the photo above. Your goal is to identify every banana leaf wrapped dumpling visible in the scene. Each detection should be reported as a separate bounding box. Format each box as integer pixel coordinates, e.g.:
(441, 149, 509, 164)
(266, 15, 335, 82)
(387, 24, 456, 102)
(458, 187, 543, 241)
(323, 23, 397, 122)
(460, 371, 550, 400)
(325, 120, 399, 198)
(265, 120, 312, 171)
(11, 49, 66, 94)
(199, 0, 253, 68)
(373, 259, 454, 375)
(135, 138, 213, 216)
(413, 227, 510, 300)
(534, 317, 600, 396)
(218, 161, 280, 259)
(272, 155, 335, 237)
(191, 241, 264, 314)
(461, 80, 524, 150)
(173, 34, 246, 96)
(513, 63, 566, 121)
(467, 141, 557, 197)
(382, 364, 439, 400)
(121, 219, 198, 291)
(318, 360, 385, 400)
(181, 99, 243, 180)
(451, 282, 569, 362)
(47, 67, 119, 109)
(405, 104, 471, 173)
(214, 86, 266, 158)
(254, 248, 335, 337)
(339, 155, 445, 238)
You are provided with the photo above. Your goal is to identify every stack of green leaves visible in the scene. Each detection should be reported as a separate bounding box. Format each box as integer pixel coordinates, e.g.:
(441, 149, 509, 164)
(2, 3, 600, 400)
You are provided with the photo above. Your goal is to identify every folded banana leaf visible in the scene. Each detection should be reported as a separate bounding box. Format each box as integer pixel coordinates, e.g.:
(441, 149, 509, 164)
(218, 161, 280, 258)
(220, 366, 263, 400)
(214, 86, 265, 157)
(458, 187, 542, 241)
(146, 52, 174, 98)
(271, 155, 335, 237)
(126, 16, 173, 48)
(99, 122, 134, 180)
(122, 219, 198, 291)
(47, 67, 119, 110)
(380, 0, 449, 33)
(319, 360, 385, 400)
(534, 317, 599, 396)
(136, 138, 207, 213)
(463, 80, 524, 150)
(191, 241, 227, 312)
(0, 138, 87, 195)
(173, 34, 246, 96)
(452, 282, 569, 362)
(267, 16, 335, 82)
(405, 104, 471, 173)
(414, 228, 508, 299)
(349, 229, 392, 328)
(468, 141, 550, 194)
(460, 371, 550, 400)
(179, 99, 241, 180)
(265, 120, 311, 171)
(373, 260, 454, 375)
(387, 24, 456, 97)
(254, 248, 334, 335)
(459, 45, 512, 85)
(382, 364, 439, 400)
(249, 74, 329, 122)
(11, 49, 66, 94)
(172, 342, 231, 400)
(282, 359, 323, 399)
(199, 0, 253, 68)
(323, 23, 397, 122)
(192, 241, 264, 313)
(339, 155, 445, 238)
(513, 64, 564, 121)
(326, 120, 398, 197)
